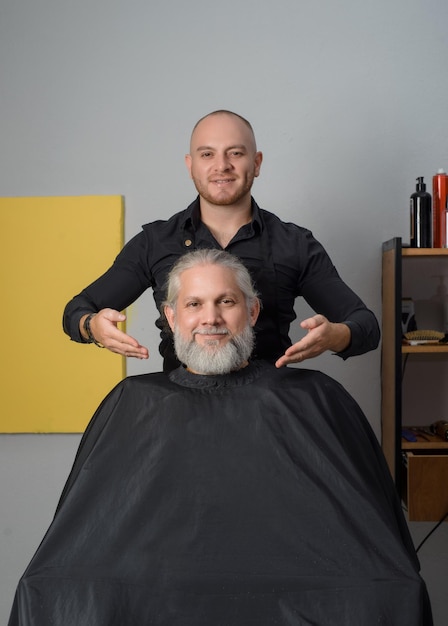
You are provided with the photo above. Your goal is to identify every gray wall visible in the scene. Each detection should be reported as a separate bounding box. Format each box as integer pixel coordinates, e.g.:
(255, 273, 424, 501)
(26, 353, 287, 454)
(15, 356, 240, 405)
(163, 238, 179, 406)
(1, 0, 447, 623)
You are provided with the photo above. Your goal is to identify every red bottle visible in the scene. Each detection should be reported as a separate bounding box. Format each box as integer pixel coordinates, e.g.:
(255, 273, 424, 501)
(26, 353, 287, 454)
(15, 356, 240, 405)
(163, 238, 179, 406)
(432, 169, 448, 247)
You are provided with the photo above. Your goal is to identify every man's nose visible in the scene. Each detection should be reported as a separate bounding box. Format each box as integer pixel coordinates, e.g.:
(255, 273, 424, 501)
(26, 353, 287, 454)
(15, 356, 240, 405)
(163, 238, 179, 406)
(214, 154, 232, 171)
(201, 303, 222, 325)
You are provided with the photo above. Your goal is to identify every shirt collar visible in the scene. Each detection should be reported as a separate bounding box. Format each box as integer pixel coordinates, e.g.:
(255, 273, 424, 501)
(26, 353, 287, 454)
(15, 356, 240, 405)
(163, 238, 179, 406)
(181, 196, 263, 234)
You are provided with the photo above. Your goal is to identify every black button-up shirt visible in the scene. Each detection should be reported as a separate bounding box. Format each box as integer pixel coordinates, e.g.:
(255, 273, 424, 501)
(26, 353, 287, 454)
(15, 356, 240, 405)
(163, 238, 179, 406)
(63, 197, 380, 371)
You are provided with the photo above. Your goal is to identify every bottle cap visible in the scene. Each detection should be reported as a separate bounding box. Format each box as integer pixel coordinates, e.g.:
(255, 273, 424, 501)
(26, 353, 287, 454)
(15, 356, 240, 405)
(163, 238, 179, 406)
(416, 176, 426, 191)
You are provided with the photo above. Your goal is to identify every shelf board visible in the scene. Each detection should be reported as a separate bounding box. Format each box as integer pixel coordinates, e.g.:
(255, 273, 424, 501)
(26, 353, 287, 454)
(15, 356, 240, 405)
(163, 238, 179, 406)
(402, 432, 448, 450)
(402, 247, 448, 257)
(402, 440, 448, 450)
(402, 344, 448, 353)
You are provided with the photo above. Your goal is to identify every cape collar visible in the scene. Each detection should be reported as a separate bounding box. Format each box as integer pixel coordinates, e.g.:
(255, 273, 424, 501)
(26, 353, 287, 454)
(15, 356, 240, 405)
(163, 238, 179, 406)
(168, 360, 268, 389)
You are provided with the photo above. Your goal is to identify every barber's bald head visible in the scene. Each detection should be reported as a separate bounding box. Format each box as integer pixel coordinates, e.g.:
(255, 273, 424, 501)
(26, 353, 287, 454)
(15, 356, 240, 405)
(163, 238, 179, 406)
(189, 110, 258, 153)
(185, 111, 263, 208)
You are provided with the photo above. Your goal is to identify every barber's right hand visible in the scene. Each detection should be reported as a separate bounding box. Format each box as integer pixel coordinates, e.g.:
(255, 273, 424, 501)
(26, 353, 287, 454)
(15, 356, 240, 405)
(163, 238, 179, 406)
(83, 309, 149, 359)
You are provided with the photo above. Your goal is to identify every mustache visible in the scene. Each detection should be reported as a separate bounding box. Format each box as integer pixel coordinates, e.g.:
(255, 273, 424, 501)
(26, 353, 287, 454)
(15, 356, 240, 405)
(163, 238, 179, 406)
(192, 327, 230, 336)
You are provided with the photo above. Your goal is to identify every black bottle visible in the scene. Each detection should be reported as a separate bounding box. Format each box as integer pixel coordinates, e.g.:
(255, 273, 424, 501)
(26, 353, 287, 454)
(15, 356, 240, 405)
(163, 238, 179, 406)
(410, 176, 432, 248)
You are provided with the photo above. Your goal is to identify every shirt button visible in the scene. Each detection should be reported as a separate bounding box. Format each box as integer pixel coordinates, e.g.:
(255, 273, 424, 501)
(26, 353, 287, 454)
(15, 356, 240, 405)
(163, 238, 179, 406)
(184, 239, 192, 247)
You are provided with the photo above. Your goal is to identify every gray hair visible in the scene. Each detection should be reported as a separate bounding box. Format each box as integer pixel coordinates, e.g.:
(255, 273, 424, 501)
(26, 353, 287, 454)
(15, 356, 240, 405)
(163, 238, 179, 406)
(163, 249, 259, 313)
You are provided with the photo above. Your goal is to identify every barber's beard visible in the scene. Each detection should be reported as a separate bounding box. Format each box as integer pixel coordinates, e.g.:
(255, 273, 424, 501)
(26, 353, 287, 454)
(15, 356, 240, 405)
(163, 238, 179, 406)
(173, 325, 255, 375)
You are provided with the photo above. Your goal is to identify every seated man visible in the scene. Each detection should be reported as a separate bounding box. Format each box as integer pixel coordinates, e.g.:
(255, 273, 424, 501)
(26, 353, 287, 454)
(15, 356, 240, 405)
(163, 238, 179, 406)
(9, 250, 432, 626)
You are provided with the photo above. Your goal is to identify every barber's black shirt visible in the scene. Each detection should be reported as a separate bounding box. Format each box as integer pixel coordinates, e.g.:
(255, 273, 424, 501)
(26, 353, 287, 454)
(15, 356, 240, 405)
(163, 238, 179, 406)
(63, 197, 380, 371)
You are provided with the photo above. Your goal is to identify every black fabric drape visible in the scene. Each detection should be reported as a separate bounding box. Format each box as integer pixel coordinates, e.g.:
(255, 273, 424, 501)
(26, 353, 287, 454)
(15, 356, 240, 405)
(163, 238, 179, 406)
(9, 362, 432, 625)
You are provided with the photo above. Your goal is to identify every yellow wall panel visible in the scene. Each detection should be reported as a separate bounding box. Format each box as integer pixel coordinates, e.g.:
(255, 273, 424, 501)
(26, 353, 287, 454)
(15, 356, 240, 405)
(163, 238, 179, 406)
(0, 196, 125, 432)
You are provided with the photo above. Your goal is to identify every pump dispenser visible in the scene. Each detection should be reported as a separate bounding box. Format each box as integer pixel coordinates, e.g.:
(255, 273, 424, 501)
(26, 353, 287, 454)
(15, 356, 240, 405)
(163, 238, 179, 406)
(410, 176, 432, 248)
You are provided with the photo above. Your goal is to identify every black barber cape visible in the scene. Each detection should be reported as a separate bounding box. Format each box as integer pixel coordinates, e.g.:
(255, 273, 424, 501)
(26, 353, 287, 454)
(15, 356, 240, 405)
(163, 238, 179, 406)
(9, 361, 432, 625)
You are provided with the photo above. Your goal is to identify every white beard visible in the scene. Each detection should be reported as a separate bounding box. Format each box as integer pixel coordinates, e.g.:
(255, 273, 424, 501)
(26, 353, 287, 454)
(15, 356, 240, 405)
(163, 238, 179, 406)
(173, 324, 255, 375)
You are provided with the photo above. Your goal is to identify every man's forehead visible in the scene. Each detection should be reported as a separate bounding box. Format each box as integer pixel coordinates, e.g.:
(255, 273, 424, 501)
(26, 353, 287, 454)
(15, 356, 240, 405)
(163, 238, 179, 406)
(178, 265, 241, 293)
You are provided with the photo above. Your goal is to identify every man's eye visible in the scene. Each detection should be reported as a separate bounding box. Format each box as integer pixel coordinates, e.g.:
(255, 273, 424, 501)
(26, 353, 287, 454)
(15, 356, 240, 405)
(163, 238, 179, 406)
(221, 299, 235, 305)
(186, 302, 199, 308)
(200, 152, 212, 158)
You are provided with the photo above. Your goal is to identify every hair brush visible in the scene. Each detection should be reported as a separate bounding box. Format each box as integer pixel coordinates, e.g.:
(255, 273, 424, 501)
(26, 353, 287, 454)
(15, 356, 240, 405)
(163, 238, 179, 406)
(403, 330, 445, 344)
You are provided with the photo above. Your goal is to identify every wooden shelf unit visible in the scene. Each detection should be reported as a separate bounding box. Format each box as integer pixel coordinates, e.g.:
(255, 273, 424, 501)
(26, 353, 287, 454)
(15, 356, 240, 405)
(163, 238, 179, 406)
(381, 238, 448, 521)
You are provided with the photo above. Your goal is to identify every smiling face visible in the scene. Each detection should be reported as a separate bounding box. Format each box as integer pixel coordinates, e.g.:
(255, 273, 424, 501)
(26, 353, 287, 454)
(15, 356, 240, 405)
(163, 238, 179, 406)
(185, 112, 263, 209)
(164, 263, 260, 374)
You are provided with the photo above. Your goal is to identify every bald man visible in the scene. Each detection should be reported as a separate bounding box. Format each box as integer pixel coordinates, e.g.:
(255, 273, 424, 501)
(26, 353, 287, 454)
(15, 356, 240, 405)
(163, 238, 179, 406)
(63, 110, 379, 372)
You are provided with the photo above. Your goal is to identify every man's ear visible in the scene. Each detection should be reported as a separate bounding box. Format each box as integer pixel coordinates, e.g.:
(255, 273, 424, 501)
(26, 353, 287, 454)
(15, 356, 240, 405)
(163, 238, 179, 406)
(184, 154, 193, 179)
(254, 151, 263, 178)
(250, 298, 261, 327)
(164, 305, 176, 332)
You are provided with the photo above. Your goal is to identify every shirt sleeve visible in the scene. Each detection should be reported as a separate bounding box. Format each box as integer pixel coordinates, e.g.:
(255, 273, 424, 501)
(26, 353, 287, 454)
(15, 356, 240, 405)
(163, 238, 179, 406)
(297, 229, 380, 359)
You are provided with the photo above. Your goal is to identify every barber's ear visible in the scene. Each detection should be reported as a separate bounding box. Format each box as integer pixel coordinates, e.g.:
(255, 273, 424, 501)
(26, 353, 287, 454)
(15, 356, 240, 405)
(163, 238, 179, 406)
(254, 151, 263, 178)
(164, 305, 175, 332)
(184, 154, 193, 179)
(250, 298, 261, 326)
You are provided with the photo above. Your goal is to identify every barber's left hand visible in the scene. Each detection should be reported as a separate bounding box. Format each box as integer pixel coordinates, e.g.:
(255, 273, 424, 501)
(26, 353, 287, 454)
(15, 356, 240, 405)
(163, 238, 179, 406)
(275, 314, 351, 368)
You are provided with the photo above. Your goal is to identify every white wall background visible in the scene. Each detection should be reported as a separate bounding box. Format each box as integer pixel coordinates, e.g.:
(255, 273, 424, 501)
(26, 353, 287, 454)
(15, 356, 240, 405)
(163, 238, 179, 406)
(1, 0, 447, 623)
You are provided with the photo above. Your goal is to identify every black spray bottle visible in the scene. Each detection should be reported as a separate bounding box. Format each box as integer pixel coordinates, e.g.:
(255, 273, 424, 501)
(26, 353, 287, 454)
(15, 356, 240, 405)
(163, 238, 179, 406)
(410, 176, 432, 248)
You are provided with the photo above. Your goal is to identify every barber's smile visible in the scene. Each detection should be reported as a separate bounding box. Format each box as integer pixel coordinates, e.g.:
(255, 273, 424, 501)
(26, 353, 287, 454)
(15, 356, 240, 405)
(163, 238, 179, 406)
(211, 178, 235, 186)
